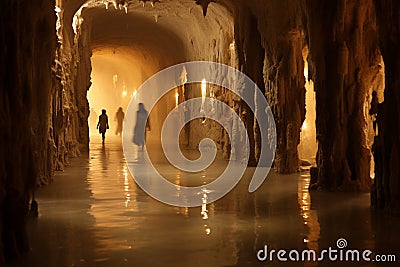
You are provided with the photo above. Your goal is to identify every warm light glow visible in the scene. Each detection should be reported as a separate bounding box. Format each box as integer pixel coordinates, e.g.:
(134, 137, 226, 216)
(201, 78, 207, 123)
(302, 121, 308, 130)
(133, 90, 137, 100)
(205, 227, 211, 235)
(122, 90, 128, 97)
(113, 74, 118, 88)
(304, 62, 309, 80)
(229, 41, 235, 51)
(175, 92, 179, 107)
(201, 78, 207, 99)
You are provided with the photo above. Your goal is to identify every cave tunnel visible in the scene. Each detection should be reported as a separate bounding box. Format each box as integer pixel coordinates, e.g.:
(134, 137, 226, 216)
(1, 0, 400, 266)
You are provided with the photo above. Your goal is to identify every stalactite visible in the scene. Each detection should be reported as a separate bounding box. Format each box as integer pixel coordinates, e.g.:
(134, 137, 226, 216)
(305, 0, 379, 191)
(253, 0, 305, 173)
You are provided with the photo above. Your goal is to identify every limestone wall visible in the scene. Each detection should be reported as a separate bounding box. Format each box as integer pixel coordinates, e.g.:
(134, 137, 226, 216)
(0, 0, 56, 262)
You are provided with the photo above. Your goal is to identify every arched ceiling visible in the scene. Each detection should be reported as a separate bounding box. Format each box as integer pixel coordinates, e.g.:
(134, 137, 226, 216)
(65, 0, 235, 81)
(66, 0, 234, 61)
(67, 1, 235, 136)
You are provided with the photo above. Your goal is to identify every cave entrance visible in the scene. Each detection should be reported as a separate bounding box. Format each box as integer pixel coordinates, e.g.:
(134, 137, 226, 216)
(76, 2, 235, 146)
(87, 49, 139, 138)
(366, 55, 385, 179)
(298, 47, 317, 164)
(86, 47, 184, 145)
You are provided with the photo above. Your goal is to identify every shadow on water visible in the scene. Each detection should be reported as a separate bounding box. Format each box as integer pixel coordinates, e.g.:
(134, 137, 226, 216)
(8, 136, 400, 267)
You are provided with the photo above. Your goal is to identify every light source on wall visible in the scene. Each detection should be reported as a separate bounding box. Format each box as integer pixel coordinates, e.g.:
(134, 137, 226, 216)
(201, 78, 207, 99)
(201, 78, 207, 123)
(175, 91, 179, 107)
(304, 62, 309, 81)
(122, 90, 128, 97)
(133, 90, 137, 100)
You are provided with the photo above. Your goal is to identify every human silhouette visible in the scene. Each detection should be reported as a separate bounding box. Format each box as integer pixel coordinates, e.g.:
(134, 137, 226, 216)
(97, 109, 109, 143)
(114, 107, 125, 136)
(133, 103, 150, 151)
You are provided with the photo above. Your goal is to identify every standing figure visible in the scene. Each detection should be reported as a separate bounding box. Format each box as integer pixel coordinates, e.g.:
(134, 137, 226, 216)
(97, 109, 109, 143)
(133, 103, 150, 151)
(114, 107, 125, 136)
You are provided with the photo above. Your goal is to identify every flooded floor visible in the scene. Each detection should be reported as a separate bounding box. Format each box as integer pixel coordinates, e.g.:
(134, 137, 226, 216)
(8, 137, 400, 267)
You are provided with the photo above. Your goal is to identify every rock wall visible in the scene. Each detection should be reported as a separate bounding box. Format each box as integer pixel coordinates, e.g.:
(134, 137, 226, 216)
(50, 0, 91, 176)
(0, 0, 92, 261)
(0, 0, 56, 262)
(231, 0, 305, 172)
(305, 0, 379, 191)
(372, 0, 400, 212)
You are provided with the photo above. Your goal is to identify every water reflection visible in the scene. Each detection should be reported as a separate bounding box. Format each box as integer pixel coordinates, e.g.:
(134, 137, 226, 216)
(200, 189, 211, 235)
(298, 173, 320, 254)
(12, 137, 400, 267)
(100, 142, 109, 171)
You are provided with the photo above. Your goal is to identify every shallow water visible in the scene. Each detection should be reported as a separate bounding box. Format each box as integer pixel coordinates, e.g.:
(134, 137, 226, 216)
(7, 137, 400, 267)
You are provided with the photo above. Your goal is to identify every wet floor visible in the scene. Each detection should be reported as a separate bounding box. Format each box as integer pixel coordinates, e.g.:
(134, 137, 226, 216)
(7, 137, 400, 267)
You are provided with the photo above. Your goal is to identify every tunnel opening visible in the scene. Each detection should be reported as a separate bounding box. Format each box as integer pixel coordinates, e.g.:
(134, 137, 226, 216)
(75, 1, 235, 149)
(84, 6, 188, 140)
(87, 48, 139, 137)
(298, 46, 317, 165)
(365, 55, 385, 180)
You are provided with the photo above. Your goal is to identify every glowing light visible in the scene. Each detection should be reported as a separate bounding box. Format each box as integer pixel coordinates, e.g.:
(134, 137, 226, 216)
(303, 58, 309, 81)
(175, 92, 179, 107)
(200, 78, 207, 123)
(205, 227, 211, 235)
(201, 78, 207, 99)
(122, 90, 128, 97)
(304, 66, 308, 80)
(302, 121, 308, 130)
(229, 41, 235, 51)
(133, 90, 137, 100)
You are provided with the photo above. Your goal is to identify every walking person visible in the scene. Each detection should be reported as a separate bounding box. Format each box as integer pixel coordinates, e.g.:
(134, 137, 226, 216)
(133, 103, 150, 151)
(97, 109, 109, 143)
(114, 107, 125, 136)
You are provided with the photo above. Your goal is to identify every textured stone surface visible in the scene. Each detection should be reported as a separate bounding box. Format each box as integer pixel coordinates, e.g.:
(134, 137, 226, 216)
(305, 0, 379, 191)
(372, 0, 400, 212)
(0, 0, 56, 262)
